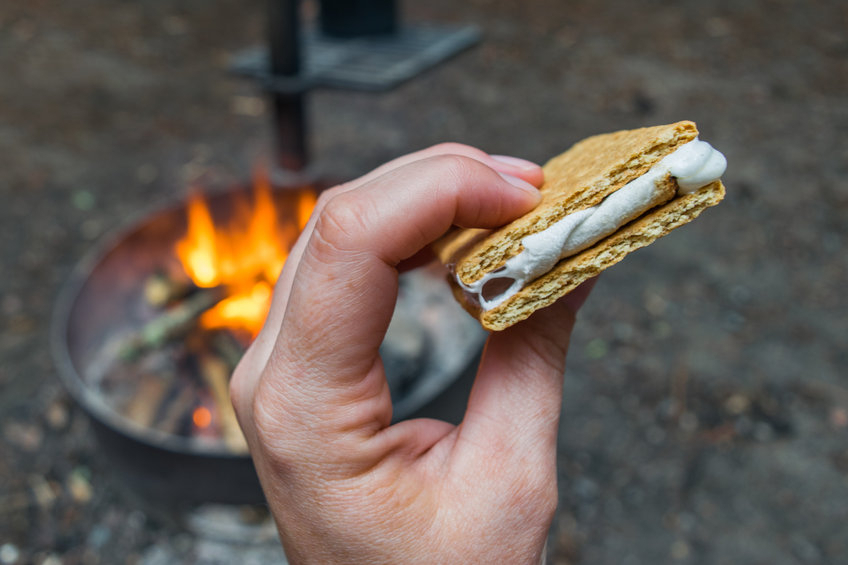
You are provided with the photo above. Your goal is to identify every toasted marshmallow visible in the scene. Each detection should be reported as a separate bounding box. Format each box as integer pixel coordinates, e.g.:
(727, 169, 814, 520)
(457, 139, 726, 311)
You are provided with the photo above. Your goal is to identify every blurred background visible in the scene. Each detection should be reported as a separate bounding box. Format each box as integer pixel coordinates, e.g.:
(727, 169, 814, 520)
(1, 0, 846, 563)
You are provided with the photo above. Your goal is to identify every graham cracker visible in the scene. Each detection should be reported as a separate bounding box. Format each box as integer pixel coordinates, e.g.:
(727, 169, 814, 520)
(435, 121, 725, 331)
(436, 121, 699, 284)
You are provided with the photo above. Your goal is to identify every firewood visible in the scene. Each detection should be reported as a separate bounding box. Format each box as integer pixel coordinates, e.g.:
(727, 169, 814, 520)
(143, 271, 193, 307)
(198, 353, 249, 454)
(119, 287, 224, 360)
(210, 330, 246, 368)
(157, 381, 197, 436)
(123, 374, 169, 428)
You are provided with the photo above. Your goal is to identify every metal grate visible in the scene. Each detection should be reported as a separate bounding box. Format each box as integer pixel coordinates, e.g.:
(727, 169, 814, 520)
(232, 24, 481, 93)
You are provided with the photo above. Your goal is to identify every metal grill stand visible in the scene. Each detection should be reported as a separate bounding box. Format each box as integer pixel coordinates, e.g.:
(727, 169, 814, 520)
(234, 0, 481, 177)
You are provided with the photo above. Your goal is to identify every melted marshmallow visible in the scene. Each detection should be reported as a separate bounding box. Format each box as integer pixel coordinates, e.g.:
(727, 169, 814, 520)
(458, 139, 726, 311)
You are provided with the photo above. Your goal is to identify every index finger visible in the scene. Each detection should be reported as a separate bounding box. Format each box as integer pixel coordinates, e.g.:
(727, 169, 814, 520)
(255, 155, 542, 439)
(232, 145, 542, 424)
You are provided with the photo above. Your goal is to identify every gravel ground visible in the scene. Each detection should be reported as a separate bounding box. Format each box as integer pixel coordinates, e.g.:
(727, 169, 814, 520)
(2, 0, 846, 563)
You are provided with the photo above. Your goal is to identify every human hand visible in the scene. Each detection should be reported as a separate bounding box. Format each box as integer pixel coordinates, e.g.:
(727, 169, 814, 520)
(230, 143, 595, 564)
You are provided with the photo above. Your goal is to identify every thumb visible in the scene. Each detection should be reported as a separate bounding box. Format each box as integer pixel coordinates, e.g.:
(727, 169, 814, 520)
(459, 278, 597, 461)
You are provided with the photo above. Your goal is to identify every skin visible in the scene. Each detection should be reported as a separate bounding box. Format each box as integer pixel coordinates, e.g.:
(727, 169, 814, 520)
(230, 143, 595, 564)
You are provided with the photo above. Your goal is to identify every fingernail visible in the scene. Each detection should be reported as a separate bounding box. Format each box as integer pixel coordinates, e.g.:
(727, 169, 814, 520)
(491, 154, 540, 171)
(498, 172, 540, 195)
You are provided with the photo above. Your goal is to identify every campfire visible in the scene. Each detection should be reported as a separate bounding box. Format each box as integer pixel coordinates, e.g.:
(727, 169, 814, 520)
(176, 171, 315, 337)
(45, 0, 486, 509)
(85, 174, 316, 455)
(54, 167, 484, 505)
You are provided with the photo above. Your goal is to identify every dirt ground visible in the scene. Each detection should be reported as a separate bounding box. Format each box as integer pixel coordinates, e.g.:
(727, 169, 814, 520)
(2, 0, 846, 563)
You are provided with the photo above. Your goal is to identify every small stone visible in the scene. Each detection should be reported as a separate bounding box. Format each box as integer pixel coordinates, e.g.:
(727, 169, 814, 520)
(670, 539, 691, 560)
(829, 407, 848, 429)
(87, 524, 111, 549)
(30, 476, 58, 509)
(4, 421, 43, 452)
(585, 338, 608, 360)
(0, 543, 19, 564)
(724, 393, 750, 415)
(643, 290, 667, 316)
(45, 400, 69, 430)
(72, 190, 96, 211)
(67, 467, 93, 504)
(231, 95, 265, 117)
(573, 477, 599, 501)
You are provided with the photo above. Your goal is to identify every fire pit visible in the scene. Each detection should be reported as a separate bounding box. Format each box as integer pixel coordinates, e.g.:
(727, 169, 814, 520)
(51, 176, 485, 508)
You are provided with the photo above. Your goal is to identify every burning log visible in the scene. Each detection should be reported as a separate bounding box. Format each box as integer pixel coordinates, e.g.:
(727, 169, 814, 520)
(143, 271, 193, 307)
(124, 374, 169, 428)
(76, 184, 318, 455)
(199, 353, 249, 454)
(119, 287, 225, 360)
(85, 276, 252, 448)
(159, 384, 198, 436)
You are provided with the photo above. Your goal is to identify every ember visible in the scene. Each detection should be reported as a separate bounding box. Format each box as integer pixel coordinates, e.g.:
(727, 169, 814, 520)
(192, 406, 212, 429)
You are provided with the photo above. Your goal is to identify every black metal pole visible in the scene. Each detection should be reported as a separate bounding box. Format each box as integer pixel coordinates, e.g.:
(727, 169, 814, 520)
(268, 0, 307, 173)
(320, 0, 398, 38)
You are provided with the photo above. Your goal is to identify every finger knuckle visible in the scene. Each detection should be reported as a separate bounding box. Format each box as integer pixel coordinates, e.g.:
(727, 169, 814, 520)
(311, 192, 367, 256)
(429, 141, 474, 155)
(535, 479, 559, 520)
(250, 379, 277, 442)
(427, 154, 479, 189)
(317, 183, 349, 203)
(518, 318, 573, 367)
(249, 375, 300, 468)
(508, 471, 558, 520)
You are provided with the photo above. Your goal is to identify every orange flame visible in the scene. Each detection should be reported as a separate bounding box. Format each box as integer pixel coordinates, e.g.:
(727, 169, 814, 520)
(199, 281, 273, 333)
(175, 170, 317, 337)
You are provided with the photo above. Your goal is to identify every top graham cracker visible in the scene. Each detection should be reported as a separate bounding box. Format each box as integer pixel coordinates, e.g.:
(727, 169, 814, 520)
(435, 121, 700, 285)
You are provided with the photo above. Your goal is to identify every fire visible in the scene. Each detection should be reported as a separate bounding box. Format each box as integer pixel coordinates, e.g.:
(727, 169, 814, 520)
(200, 281, 273, 333)
(175, 170, 316, 337)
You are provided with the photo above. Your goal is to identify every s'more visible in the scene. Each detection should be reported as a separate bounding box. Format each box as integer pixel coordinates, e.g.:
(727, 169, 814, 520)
(435, 121, 727, 331)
